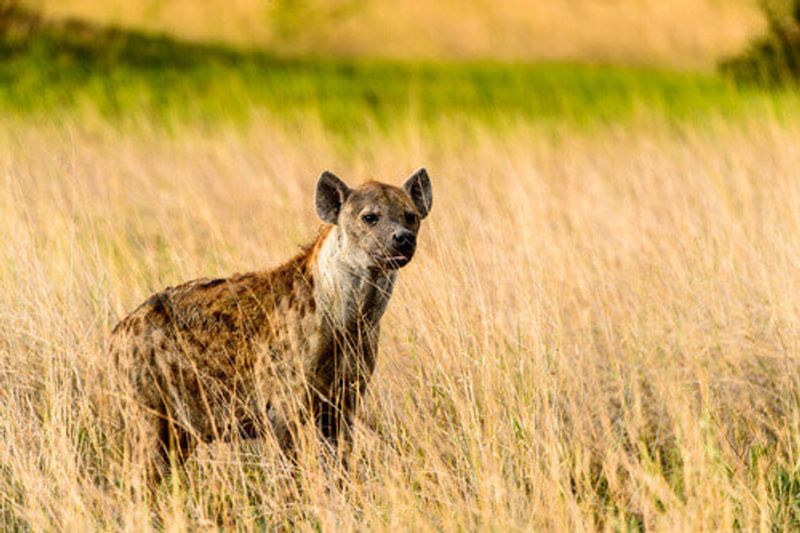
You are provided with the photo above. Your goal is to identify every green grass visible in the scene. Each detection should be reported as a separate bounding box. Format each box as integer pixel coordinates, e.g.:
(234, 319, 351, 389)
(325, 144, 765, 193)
(2, 12, 798, 132)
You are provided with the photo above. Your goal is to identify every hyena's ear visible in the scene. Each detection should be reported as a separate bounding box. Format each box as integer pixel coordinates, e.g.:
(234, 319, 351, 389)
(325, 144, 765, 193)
(403, 168, 433, 219)
(316, 171, 351, 224)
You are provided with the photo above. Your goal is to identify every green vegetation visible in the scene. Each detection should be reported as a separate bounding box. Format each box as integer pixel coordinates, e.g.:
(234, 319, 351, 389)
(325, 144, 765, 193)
(1, 10, 797, 131)
(720, 0, 800, 84)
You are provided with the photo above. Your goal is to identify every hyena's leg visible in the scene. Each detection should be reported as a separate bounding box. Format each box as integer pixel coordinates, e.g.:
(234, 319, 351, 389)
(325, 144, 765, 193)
(158, 415, 196, 479)
(127, 403, 195, 489)
(123, 404, 170, 488)
(267, 403, 302, 463)
(318, 338, 377, 460)
(315, 380, 360, 456)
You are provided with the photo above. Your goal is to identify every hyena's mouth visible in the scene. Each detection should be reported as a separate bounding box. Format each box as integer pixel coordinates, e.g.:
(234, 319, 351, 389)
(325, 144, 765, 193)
(382, 252, 413, 269)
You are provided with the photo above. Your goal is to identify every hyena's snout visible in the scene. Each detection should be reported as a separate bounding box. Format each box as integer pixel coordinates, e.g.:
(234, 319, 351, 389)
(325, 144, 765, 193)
(393, 228, 416, 255)
(386, 229, 416, 269)
(393, 229, 416, 253)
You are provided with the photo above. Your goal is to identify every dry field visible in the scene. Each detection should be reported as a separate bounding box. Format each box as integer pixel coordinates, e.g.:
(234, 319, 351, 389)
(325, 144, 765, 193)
(35, 0, 763, 68)
(2, 114, 800, 530)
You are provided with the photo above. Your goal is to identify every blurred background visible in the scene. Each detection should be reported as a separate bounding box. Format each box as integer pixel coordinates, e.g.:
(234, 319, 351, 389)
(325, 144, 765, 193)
(2, 0, 799, 129)
(15, 0, 764, 65)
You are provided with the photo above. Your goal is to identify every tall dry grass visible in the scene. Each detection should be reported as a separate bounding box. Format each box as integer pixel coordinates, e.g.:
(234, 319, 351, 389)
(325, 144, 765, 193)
(2, 115, 800, 530)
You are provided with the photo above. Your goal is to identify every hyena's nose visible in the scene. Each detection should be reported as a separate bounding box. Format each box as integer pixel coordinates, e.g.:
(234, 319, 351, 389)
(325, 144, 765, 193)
(393, 230, 416, 253)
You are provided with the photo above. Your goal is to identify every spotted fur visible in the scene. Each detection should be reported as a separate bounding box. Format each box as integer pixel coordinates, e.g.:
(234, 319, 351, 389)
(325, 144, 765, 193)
(107, 169, 432, 482)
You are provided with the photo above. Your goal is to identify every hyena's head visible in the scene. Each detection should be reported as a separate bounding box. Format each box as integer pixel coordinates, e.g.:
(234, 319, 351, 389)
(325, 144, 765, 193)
(315, 169, 432, 270)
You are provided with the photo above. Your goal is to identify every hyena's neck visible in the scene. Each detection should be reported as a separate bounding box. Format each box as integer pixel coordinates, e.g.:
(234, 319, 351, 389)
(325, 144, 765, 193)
(307, 225, 396, 331)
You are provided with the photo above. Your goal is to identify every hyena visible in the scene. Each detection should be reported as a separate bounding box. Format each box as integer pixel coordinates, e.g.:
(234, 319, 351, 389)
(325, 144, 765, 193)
(108, 169, 432, 482)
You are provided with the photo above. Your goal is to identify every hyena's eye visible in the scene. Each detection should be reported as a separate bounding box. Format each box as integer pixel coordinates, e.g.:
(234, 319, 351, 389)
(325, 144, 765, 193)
(362, 213, 380, 225)
(404, 212, 418, 225)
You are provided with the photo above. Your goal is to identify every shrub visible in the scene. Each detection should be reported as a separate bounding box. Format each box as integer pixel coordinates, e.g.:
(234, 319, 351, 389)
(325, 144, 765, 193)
(720, 0, 800, 84)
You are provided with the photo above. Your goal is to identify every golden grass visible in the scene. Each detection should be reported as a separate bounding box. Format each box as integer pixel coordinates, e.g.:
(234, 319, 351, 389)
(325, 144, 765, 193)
(2, 114, 800, 530)
(34, 0, 764, 68)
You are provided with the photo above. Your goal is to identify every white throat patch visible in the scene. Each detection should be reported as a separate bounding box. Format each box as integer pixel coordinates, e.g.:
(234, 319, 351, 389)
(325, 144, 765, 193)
(314, 226, 397, 330)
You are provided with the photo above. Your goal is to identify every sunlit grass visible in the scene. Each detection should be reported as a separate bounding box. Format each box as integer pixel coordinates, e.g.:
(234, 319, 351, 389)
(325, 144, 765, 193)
(2, 113, 800, 529)
(2, 4, 800, 529)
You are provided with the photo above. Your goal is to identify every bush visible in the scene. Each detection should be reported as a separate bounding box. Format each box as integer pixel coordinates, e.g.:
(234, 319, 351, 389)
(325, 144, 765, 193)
(720, 0, 800, 84)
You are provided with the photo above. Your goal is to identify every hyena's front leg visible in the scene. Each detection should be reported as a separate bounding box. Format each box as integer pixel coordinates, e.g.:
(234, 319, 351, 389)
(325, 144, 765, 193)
(316, 334, 378, 459)
(315, 379, 357, 452)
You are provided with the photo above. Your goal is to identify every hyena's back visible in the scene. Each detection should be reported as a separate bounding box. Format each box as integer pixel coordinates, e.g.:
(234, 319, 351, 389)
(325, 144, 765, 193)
(109, 256, 315, 442)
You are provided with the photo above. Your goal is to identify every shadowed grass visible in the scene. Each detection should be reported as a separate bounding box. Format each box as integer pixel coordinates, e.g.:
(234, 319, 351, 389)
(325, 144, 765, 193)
(1, 10, 798, 132)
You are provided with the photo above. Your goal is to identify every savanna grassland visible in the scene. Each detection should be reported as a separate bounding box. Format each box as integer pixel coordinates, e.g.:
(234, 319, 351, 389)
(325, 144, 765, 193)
(3, 1, 800, 531)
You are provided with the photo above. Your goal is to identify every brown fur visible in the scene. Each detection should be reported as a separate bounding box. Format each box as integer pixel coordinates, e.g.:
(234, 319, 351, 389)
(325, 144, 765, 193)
(107, 172, 432, 482)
